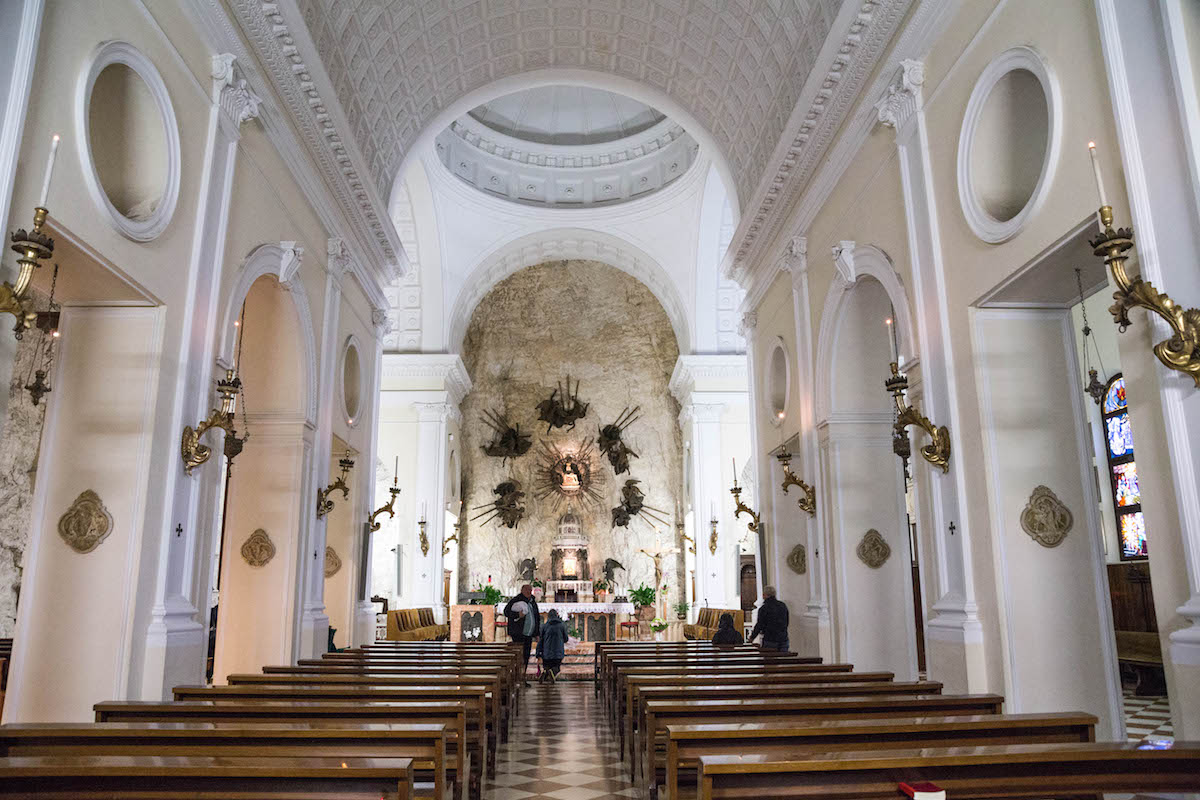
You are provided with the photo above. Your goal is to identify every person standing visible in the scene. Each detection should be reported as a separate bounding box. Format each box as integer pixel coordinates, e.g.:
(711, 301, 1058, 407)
(536, 608, 569, 682)
(503, 583, 541, 683)
(749, 585, 789, 651)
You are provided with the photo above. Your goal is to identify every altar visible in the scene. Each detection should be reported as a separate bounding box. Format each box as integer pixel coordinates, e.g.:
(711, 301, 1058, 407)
(501, 601, 634, 642)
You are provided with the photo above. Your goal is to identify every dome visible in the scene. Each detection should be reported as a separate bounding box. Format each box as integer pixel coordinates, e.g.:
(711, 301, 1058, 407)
(435, 84, 699, 208)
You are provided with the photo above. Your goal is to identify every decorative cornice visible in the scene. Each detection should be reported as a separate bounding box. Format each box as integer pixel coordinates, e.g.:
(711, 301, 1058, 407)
(874, 59, 925, 131)
(209, 0, 402, 285)
(211, 53, 262, 131)
(726, 0, 913, 284)
(381, 353, 473, 407)
(669, 354, 750, 403)
(731, 0, 956, 310)
(679, 402, 727, 426)
(413, 401, 463, 426)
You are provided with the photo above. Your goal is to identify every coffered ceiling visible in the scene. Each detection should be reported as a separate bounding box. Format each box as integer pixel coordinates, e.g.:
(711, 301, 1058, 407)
(295, 0, 840, 207)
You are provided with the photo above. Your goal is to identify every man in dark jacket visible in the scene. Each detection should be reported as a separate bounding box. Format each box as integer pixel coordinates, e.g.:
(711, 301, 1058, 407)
(503, 584, 541, 682)
(749, 585, 789, 651)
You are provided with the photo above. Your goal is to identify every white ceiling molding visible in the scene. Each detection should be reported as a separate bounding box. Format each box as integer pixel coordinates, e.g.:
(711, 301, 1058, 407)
(384, 181, 422, 353)
(436, 115, 698, 207)
(294, 0, 842, 209)
(724, 0, 912, 284)
(668, 354, 750, 404)
(182, 0, 401, 304)
(381, 353, 473, 407)
(734, 0, 957, 314)
(446, 228, 690, 355)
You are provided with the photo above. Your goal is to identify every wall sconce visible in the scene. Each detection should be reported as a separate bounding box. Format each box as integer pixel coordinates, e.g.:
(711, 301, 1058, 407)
(777, 452, 816, 516)
(442, 526, 458, 557)
(680, 530, 696, 555)
(181, 369, 246, 475)
(417, 513, 430, 557)
(1091, 204, 1200, 386)
(730, 462, 762, 536)
(708, 516, 719, 555)
(2, 206, 53, 339)
(316, 451, 354, 518)
(1087, 143, 1199, 386)
(886, 362, 951, 472)
(368, 482, 400, 532)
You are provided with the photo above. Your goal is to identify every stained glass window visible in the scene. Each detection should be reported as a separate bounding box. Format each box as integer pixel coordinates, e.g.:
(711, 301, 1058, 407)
(1102, 374, 1147, 560)
(1103, 377, 1127, 414)
(1120, 512, 1148, 560)
(1105, 413, 1133, 458)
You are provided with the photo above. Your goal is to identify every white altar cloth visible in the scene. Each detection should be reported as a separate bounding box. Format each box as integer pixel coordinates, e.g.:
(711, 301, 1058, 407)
(496, 602, 634, 615)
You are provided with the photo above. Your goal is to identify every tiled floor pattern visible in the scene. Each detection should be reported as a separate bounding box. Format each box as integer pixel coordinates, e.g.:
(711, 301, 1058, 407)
(487, 682, 637, 799)
(1123, 689, 1174, 742)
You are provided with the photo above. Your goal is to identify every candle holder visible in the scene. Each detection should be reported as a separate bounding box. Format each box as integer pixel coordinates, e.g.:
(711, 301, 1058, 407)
(1091, 205, 1200, 387)
(708, 517, 719, 555)
(442, 528, 458, 557)
(368, 484, 401, 531)
(316, 452, 354, 518)
(2, 206, 54, 337)
(679, 529, 696, 555)
(730, 476, 762, 535)
(886, 362, 951, 472)
(417, 515, 430, 557)
(180, 369, 245, 474)
(777, 452, 816, 516)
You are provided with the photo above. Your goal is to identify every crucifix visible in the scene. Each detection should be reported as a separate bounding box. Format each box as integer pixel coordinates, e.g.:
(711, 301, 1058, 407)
(637, 525, 679, 619)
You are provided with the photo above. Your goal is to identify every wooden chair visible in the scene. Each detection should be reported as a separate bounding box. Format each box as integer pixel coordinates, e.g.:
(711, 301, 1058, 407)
(620, 612, 642, 640)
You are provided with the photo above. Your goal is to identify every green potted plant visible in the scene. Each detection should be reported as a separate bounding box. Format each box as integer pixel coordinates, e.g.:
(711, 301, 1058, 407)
(628, 583, 656, 621)
(471, 583, 503, 606)
(592, 578, 610, 600)
(673, 600, 689, 621)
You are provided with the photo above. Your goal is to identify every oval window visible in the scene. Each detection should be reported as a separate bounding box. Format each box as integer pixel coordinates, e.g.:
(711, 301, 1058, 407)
(342, 340, 362, 424)
(768, 343, 789, 424)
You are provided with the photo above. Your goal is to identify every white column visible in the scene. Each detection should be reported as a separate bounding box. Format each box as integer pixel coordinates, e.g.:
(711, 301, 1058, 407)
(351, 307, 390, 645)
(410, 401, 457, 620)
(1097, 0, 1200, 736)
(140, 54, 261, 697)
(681, 401, 729, 608)
(296, 238, 349, 658)
(875, 60, 984, 688)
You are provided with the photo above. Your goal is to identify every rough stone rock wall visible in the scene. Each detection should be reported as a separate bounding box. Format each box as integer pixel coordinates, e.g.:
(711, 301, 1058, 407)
(459, 261, 683, 602)
(0, 312, 50, 636)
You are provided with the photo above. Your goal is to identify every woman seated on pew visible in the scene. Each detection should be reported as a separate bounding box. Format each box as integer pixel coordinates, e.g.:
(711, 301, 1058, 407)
(711, 613, 744, 646)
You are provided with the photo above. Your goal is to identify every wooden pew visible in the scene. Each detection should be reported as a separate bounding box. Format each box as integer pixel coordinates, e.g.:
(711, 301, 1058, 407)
(629, 681, 943, 766)
(641, 694, 1006, 788)
(694, 741, 1200, 798)
(0, 721, 446, 800)
(662, 713, 1097, 800)
(95, 699, 478, 800)
(0, 754, 416, 799)
(599, 644, 802, 691)
(604, 654, 820, 711)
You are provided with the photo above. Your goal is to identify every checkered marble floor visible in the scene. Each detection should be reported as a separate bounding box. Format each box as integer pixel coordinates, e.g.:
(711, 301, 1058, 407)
(1123, 689, 1174, 743)
(487, 682, 637, 799)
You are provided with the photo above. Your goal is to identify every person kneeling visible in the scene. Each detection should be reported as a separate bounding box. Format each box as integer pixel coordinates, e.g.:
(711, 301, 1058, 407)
(537, 609, 569, 682)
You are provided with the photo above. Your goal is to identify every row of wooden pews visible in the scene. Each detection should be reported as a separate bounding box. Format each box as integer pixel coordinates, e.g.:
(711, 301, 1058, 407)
(0, 639, 522, 799)
(599, 640, 1200, 800)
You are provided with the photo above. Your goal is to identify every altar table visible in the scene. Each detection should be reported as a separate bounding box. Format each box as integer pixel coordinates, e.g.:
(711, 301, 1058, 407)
(496, 602, 635, 642)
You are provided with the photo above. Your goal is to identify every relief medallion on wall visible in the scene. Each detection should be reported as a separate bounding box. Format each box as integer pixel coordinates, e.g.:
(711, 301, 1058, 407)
(1020, 485, 1073, 548)
(786, 544, 807, 575)
(856, 529, 891, 569)
(57, 490, 113, 554)
(241, 528, 276, 567)
(324, 546, 342, 577)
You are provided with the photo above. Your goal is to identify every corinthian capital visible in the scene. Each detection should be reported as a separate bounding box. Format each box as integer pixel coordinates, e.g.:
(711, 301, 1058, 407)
(212, 54, 262, 131)
(875, 59, 925, 132)
(737, 311, 758, 339)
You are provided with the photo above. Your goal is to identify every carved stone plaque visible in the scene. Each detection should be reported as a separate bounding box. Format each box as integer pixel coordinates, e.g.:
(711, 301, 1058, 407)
(1020, 485, 1073, 548)
(324, 546, 342, 577)
(241, 529, 275, 567)
(856, 529, 891, 569)
(459, 610, 483, 641)
(786, 544, 807, 575)
(57, 490, 113, 553)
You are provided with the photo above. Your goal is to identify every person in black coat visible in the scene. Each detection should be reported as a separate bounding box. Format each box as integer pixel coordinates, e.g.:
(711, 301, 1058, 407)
(502, 583, 541, 681)
(711, 612, 743, 646)
(536, 609, 569, 682)
(749, 585, 790, 651)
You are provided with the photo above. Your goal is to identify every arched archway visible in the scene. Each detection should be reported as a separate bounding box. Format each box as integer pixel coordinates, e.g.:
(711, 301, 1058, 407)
(814, 244, 921, 679)
(204, 245, 319, 682)
(447, 228, 691, 354)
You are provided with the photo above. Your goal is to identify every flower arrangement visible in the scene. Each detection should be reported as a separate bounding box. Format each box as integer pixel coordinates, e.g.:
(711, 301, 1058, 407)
(592, 578, 610, 594)
(649, 618, 669, 633)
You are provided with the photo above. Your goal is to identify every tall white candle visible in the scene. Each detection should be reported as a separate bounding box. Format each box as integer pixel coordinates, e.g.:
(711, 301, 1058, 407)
(886, 317, 897, 363)
(38, 135, 60, 208)
(1088, 141, 1108, 207)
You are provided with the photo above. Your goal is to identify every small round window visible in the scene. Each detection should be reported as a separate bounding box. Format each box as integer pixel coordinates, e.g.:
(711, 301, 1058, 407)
(768, 341, 790, 426)
(77, 42, 180, 241)
(341, 339, 362, 425)
(957, 47, 1060, 244)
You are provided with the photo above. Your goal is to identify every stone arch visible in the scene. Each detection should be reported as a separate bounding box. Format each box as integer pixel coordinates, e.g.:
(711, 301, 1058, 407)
(446, 228, 691, 354)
